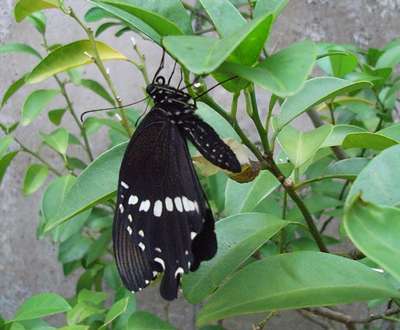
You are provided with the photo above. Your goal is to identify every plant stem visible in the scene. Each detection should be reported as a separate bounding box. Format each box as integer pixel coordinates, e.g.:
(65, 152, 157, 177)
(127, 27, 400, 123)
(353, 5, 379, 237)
(15, 138, 62, 176)
(67, 7, 133, 136)
(42, 34, 94, 161)
(247, 87, 270, 151)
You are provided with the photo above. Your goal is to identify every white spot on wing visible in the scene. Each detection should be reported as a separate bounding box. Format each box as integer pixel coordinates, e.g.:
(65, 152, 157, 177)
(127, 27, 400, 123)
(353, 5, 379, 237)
(182, 196, 191, 211)
(174, 267, 184, 278)
(154, 257, 166, 270)
(119, 204, 124, 214)
(128, 214, 133, 222)
(165, 197, 173, 211)
(154, 200, 163, 217)
(121, 181, 129, 189)
(155, 247, 162, 253)
(139, 200, 151, 212)
(185, 250, 189, 255)
(174, 197, 183, 212)
(127, 226, 132, 235)
(194, 201, 199, 213)
(145, 280, 150, 284)
(191, 231, 197, 240)
(153, 271, 158, 277)
(128, 195, 139, 205)
(138, 230, 144, 237)
(138, 242, 145, 251)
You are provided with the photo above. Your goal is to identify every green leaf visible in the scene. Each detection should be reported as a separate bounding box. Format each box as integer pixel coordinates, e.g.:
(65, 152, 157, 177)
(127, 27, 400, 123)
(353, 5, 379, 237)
(224, 170, 279, 215)
(40, 176, 90, 242)
(85, 229, 112, 265)
(0, 136, 14, 158)
(221, 40, 316, 97)
(377, 123, 400, 142)
(78, 289, 108, 305)
(59, 326, 89, 330)
(0, 43, 41, 59)
(276, 124, 332, 168)
(94, 0, 192, 35)
(321, 124, 366, 147)
(95, 22, 121, 37)
(376, 45, 400, 69)
(197, 251, 400, 325)
(200, 0, 246, 38)
(324, 158, 369, 180)
(345, 196, 400, 283)
(253, 0, 288, 18)
(21, 89, 59, 126)
(276, 77, 372, 130)
(347, 145, 400, 207)
(58, 233, 92, 263)
(182, 213, 287, 304)
(67, 301, 104, 325)
(342, 132, 398, 151)
(27, 40, 127, 84)
(40, 128, 69, 155)
(14, 0, 59, 22)
(84, 7, 111, 22)
(0, 151, 18, 186)
(45, 142, 126, 231)
(48, 108, 66, 125)
(163, 13, 273, 74)
(1, 74, 27, 107)
(27, 12, 47, 34)
(13, 293, 71, 321)
(128, 311, 175, 330)
(89, 2, 160, 44)
(80, 79, 114, 105)
(101, 298, 129, 329)
(23, 164, 49, 195)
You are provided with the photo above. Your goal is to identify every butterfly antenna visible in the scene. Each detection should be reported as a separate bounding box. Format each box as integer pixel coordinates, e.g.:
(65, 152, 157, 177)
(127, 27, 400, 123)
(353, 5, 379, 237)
(180, 75, 201, 92)
(167, 60, 178, 85)
(177, 68, 183, 89)
(194, 76, 238, 100)
(152, 48, 166, 82)
(134, 102, 150, 127)
(80, 96, 149, 122)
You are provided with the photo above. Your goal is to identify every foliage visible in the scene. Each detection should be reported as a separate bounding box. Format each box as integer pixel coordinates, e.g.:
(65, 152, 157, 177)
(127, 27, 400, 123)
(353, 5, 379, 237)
(1, 0, 400, 329)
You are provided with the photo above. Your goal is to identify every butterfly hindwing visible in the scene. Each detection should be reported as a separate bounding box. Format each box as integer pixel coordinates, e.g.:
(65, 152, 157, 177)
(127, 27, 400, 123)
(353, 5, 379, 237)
(180, 114, 241, 173)
(113, 110, 217, 300)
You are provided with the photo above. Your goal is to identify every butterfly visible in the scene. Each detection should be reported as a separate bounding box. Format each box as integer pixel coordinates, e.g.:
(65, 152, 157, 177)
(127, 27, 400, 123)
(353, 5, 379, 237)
(113, 57, 241, 300)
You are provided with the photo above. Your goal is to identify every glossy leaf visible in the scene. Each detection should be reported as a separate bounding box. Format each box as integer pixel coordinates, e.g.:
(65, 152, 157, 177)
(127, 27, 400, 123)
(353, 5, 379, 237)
(46, 142, 127, 230)
(321, 124, 366, 147)
(21, 89, 59, 126)
(128, 311, 175, 330)
(40, 128, 69, 156)
(58, 233, 92, 263)
(23, 164, 49, 195)
(377, 123, 400, 142)
(324, 158, 369, 180)
(197, 252, 400, 325)
(347, 144, 400, 207)
(80, 79, 114, 105)
(376, 45, 400, 69)
(253, 0, 288, 18)
(0, 43, 41, 59)
(276, 124, 332, 168)
(13, 293, 71, 321)
(40, 176, 90, 242)
(0, 136, 14, 158)
(342, 132, 398, 150)
(200, 0, 246, 37)
(84, 7, 111, 22)
(101, 297, 129, 329)
(164, 13, 273, 74)
(276, 77, 372, 130)
(1, 74, 27, 107)
(345, 196, 400, 282)
(90, 2, 160, 43)
(0, 151, 18, 186)
(94, 0, 191, 35)
(85, 229, 112, 265)
(48, 108, 66, 126)
(221, 40, 316, 97)
(27, 12, 47, 34)
(14, 0, 58, 22)
(27, 40, 127, 84)
(224, 170, 279, 215)
(182, 213, 287, 304)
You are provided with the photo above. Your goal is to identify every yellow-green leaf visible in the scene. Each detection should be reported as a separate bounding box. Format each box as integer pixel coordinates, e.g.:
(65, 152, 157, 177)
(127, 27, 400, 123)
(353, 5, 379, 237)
(14, 0, 59, 22)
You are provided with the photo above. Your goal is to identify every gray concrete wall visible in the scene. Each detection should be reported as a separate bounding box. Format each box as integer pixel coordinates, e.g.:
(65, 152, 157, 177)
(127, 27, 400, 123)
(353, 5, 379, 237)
(1, 1, 399, 329)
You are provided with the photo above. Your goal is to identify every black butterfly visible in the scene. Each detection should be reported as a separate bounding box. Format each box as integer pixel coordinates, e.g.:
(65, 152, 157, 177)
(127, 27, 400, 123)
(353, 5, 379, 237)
(113, 59, 241, 300)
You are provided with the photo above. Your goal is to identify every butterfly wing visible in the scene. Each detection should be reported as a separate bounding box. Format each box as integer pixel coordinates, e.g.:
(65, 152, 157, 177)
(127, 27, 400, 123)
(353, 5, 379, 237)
(180, 114, 241, 173)
(113, 109, 216, 300)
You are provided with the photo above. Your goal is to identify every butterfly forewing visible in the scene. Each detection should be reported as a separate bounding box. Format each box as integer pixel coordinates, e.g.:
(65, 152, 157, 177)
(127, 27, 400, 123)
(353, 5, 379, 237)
(113, 110, 216, 300)
(180, 115, 241, 173)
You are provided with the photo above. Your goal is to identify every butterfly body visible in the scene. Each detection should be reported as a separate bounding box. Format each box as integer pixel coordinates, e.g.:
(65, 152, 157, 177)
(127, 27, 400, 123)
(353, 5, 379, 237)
(113, 76, 241, 300)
